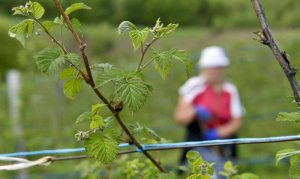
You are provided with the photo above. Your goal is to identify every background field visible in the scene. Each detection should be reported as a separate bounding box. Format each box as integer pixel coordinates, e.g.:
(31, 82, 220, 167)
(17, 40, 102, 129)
(1, 0, 300, 178)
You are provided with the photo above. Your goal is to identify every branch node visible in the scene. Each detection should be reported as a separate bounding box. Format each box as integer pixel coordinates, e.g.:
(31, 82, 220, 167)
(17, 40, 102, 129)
(80, 43, 87, 50)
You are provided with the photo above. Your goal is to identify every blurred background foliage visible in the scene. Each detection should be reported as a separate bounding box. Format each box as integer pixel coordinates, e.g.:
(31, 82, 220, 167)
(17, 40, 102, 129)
(1, 0, 300, 178)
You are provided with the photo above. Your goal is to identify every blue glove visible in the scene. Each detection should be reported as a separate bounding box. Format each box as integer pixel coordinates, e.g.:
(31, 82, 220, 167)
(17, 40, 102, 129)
(203, 129, 219, 140)
(194, 105, 211, 121)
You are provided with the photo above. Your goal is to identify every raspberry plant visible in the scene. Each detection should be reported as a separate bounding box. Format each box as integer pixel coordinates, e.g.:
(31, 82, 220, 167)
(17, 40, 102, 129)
(8, 0, 192, 175)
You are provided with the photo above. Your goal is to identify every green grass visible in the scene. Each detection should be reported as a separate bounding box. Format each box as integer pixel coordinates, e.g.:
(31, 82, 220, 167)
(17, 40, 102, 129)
(1, 21, 300, 178)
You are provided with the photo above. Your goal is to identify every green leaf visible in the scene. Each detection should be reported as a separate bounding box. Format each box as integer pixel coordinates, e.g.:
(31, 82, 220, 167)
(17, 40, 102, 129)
(91, 103, 106, 115)
(84, 133, 119, 164)
(90, 115, 104, 129)
(118, 21, 136, 34)
(95, 66, 126, 87)
(276, 111, 300, 123)
(27, 1, 45, 19)
(276, 149, 300, 165)
(42, 20, 54, 32)
(115, 75, 152, 111)
(289, 154, 300, 178)
(59, 68, 78, 79)
(75, 112, 91, 124)
(12, 5, 28, 16)
(103, 117, 121, 141)
(152, 49, 175, 79)
(54, 17, 64, 25)
(65, 3, 92, 16)
(151, 18, 178, 37)
(8, 19, 34, 46)
(71, 18, 82, 34)
(186, 150, 200, 163)
(129, 28, 149, 50)
(65, 53, 81, 68)
(173, 50, 193, 77)
(63, 78, 82, 99)
(35, 47, 65, 74)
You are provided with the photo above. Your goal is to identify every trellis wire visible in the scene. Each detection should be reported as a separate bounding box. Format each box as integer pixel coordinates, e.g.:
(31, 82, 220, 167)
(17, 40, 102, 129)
(1, 135, 300, 157)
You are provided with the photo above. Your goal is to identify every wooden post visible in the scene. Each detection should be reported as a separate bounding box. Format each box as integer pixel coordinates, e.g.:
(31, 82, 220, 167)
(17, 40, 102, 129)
(6, 70, 28, 179)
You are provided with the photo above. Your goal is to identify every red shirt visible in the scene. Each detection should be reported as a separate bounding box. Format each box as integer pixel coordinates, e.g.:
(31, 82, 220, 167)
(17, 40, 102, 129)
(192, 84, 231, 129)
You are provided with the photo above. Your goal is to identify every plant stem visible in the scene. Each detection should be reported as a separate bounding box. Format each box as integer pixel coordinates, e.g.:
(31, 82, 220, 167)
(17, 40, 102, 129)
(33, 17, 88, 82)
(53, 0, 166, 173)
(33, 17, 67, 54)
(137, 37, 159, 71)
(251, 0, 300, 106)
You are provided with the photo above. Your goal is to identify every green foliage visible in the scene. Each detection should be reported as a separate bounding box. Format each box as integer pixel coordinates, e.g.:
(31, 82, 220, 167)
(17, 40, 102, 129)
(59, 67, 83, 99)
(289, 154, 300, 179)
(8, 19, 34, 46)
(84, 133, 119, 164)
(219, 161, 259, 179)
(186, 150, 214, 178)
(219, 161, 238, 178)
(152, 48, 192, 79)
(276, 111, 300, 123)
(276, 149, 300, 165)
(129, 123, 164, 143)
(35, 47, 65, 74)
(12, 1, 45, 19)
(65, 2, 92, 16)
(151, 18, 178, 38)
(42, 20, 54, 32)
(129, 28, 149, 50)
(118, 21, 137, 34)
(115, 73, 152, 111)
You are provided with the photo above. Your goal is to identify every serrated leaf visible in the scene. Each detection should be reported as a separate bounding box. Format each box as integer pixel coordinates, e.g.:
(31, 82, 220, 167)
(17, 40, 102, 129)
(129, 28, 149, 50)
(103, 117, 121, 141)
(63, 78, 82, 99)
(276, 149, 300, 165)
(118, 21, 136, 34)
(84, 133, 119, 164)
(12, 5, 27, 16)
(91, 103, 106, 115)
(116, 75, 152, 111)
(65, 53, 81, 68)
(35, 47, 65, 74)
(173, 50, 193, 77)
(276, 112, 300, 123)
(75, 112, 91, 124)
(65, 3, 91, 16)
(71, 18, 82, 34)
(27, 1, 45, 19)
(9, 19, 34, 46)
(163, 23, 178, 35)
(95, 66, 126, 87)
(59, 68, 78, 79)
(152, 49, 175, 79)
(90, 114, 104, 129)
(42, 20, 54, 32)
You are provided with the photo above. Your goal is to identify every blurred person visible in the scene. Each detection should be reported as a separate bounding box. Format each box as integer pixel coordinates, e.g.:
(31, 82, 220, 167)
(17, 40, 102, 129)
(174, 46, 243, 178)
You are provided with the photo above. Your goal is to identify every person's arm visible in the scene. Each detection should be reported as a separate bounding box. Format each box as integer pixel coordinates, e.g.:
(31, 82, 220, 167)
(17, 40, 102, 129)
(217, 117, 242, 138)
(174, 97, 196, 126)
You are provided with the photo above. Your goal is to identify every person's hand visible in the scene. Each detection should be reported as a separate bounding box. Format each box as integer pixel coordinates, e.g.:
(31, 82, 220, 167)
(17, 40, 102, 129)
(203, 129, 219, 140)
(194, 105, 211, 121)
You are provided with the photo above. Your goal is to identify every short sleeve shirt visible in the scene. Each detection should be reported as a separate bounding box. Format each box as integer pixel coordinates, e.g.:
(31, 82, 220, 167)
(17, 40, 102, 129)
(179, 76, 243, 129)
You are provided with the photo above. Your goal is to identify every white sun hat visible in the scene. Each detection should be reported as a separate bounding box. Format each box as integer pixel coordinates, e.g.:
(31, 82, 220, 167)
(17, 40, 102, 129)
(198, 46, 230, 68)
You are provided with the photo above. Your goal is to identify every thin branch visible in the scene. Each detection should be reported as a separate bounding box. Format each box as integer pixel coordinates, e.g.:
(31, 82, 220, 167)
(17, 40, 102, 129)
(33, 17, 68, 54)
(251, 0, 300, 106)
(137, 37, 159, 71)
(140, 57, 155, 71)
(53, 0, 166, 172)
